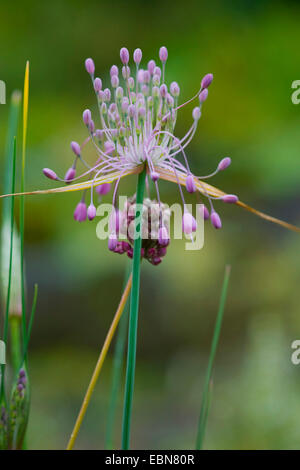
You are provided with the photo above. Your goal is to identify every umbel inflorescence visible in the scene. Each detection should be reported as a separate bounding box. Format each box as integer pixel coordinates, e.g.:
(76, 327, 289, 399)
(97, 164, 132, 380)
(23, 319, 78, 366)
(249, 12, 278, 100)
(43, 46, 239, 257)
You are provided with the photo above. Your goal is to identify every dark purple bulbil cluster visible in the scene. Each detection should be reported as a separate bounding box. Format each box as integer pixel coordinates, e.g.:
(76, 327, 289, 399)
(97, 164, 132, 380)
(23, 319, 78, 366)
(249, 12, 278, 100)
(109, 196, 170, 266)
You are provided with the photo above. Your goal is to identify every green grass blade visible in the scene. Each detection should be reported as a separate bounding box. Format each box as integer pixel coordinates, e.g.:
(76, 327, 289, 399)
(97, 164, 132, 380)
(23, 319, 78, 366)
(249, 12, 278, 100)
(20, 283, 38, 367)
(1, 91, 22, 320)
(106, 264, 131, 450)
(196, 265, 231, 450)
(0, 137, 17, 402)
(20, 62, 29, 350)
(121, 168, 146, 450)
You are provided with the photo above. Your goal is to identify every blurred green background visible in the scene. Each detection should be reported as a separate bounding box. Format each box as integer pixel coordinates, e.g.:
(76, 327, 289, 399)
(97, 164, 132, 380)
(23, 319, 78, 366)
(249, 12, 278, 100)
(1, 0, 300, 450)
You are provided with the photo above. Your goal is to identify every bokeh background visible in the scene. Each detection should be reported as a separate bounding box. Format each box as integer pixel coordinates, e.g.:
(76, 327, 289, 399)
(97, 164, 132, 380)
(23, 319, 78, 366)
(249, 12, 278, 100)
(0, 0, 300, 449)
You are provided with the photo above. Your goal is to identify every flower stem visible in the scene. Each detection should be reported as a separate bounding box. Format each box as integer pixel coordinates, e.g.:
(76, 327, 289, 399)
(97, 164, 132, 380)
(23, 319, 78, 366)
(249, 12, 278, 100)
(121, 168, 146, 450)
(105, 263, 131, 450)
(66, 273, 132, 450)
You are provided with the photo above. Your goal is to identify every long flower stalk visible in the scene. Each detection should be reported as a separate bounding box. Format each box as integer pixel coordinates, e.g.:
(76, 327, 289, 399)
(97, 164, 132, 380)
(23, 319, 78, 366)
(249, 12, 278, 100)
(66, 273, 132, 450)
(105, 263, 131, 449)
(121, 168, 146, 450)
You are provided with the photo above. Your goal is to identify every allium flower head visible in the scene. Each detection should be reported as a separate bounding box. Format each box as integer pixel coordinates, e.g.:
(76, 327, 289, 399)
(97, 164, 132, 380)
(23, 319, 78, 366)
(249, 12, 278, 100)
(43, 46, 239, 239)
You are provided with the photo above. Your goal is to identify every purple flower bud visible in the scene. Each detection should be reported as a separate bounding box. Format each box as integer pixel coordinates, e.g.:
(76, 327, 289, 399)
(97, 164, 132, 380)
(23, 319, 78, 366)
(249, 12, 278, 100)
(218, 157, 231, 171)
(210, 211, 222, 229)
(111, 75, 119, 88)
(19, 369, 26, 378)
(182, 212, 197, 234)
(199, 88, 208, 103)
(154, 66, 161, 77)
(158, 226, 169, 247)
(150, 171, 159, 182)
(143, 70, 151, 83)
(43, 168, 58, 180)
(71, 141, 81, 156)
(85, 58, 95, 75)
(192, 107, 201, 121)
(110, 65, 119, 77)
(153, 74, 160, 86)
(108, 234, 118, 251)
(159, 46, 168, 63)
(74, 202, 87, 222)
(120, 47, 129, 65)
(160, 84, 168, 98)
(64, 167, 76, 182)
(203, 205, 210, 220)
(170, 81, 180, 97)
(104, 88, 111, 101)
(83, 109, 91, 126)
(87, 203, 97, 220)
(94, 77, 102, 92)
(89, 119, 95, 132)
(153, 257, 162, 266)
(133, 48, 142, 65)
(201, 73, 213, 89)
(17, 383, 24, 392)
(96, 183, 111, 196)
(147, 60, 156, 75)
(186, 174, 196, 193)
(222, 194, 238, 204)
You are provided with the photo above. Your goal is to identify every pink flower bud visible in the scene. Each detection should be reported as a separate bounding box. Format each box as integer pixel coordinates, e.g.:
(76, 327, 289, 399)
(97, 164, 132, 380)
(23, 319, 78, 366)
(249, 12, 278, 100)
(210, 211, 222, 229)
(64, 167, 76, 182)
(199, 88, 208, 103)
(150, 171, 159, 182)
(160, 84, 168, 98)
(110, 65, 119, 77)
(218, 157, 231, 171)
(70, 141, 81, 156)
(108, 234, 118, 251)
(43, 168, 58, 180)
(96, 183, 111, 196)
(192, 107, 201, 121)
(83, 109, 91, 126)
(170, 81, 180, 97)
(74, 202, 87, 222)
(147, 60, 156, 75)
(222, 194, 238, 204)
(186, 174, 196, 193)
(133, 48, 142, 65)
(159, 46, 168, 63)
(87, 203, 97, 221)
(158, 226, 169, 247)
(94, 77, 102, 92)
(85, 58, 95, 75)
(120, 47, 129, 64)
(182, 212, 197, 234)
(201, 73, 213, 89)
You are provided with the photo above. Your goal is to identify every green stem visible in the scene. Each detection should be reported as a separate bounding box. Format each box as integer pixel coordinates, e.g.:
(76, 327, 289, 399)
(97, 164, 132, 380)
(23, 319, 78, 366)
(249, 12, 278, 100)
(106, 264, 131, 450)
(121, 168, 146, 450)
(196, 265, 231, 450)
(10, 316, 22, 374)
(0, 138, 17, 403)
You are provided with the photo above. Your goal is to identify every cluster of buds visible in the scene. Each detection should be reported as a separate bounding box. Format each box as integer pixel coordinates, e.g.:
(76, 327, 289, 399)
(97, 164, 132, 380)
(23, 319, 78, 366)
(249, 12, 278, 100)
(109, 196, 170, 266)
